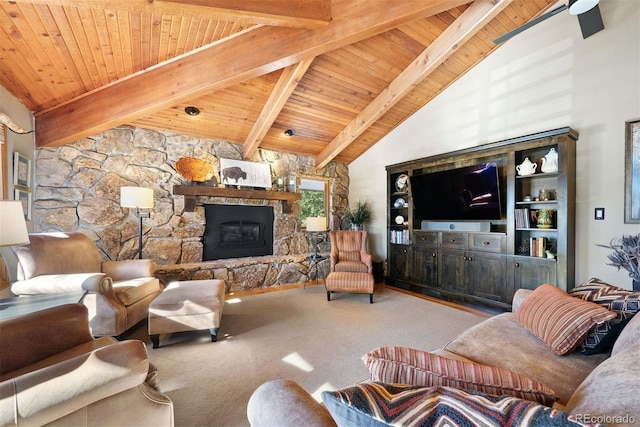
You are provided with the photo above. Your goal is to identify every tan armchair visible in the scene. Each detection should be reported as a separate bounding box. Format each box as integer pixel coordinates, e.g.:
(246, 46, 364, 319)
(10, 232, 162, 336)
(0, 303, 174, 426)
(329, 230, 372, 274)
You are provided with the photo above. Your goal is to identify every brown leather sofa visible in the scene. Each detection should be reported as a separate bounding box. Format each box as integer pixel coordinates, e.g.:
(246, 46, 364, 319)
(247, 289, 640, 426)
(0, 303, 174, 426)
(10, 232, 162, 336)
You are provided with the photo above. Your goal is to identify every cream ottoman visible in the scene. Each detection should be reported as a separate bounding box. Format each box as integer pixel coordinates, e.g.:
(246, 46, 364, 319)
(325, 272, 374, 303)
(148, 279, 225, 348)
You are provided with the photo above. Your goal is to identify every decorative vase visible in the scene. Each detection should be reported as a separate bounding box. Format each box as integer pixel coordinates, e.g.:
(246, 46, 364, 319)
(531, 209, 553, 228)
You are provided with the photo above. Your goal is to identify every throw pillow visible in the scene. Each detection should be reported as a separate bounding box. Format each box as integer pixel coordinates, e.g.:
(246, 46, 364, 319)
(361, 346, 558, 406)
(569, 278, 640, 354)
(321, 383, 603, 427)
(513, 284, 617, 355)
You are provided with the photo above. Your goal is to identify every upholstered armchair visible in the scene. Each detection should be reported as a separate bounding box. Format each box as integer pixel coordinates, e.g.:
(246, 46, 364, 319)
(10, 232, 162, 336)
(329, 230, 373, 274)
(0, 303, 174, 426)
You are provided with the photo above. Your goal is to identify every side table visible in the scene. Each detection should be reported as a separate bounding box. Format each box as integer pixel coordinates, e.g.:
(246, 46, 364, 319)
(305, 255, 326, 289)
(0, 291, 87, 320)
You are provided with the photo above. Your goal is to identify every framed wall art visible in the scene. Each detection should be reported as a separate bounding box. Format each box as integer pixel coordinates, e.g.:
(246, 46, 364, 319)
(219, 158, 271, 189)
(15, 188, 32, 220)
(13, 152, 31, 188)
(625, 118, 640, 223)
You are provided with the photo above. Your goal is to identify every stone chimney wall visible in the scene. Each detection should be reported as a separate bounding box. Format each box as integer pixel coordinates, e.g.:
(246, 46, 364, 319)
(33, 126, 349, 291)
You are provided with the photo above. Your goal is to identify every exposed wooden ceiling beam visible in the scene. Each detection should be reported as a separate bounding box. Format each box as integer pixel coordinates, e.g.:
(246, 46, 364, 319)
(158, 0, 331, 29)
(243, 58, 315, 159)
(34, 0, 471, 148)
(10, 0, 332, 29)
(314, 0, 514, 169)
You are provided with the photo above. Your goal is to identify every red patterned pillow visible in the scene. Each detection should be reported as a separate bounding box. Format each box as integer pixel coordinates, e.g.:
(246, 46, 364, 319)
(569, 278, 640, 354)
(362, 346, 557, 406)
(513, 284, 617, 355)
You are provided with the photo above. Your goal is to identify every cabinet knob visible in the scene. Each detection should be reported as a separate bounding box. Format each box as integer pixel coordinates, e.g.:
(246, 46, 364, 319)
(403, 249, 407, 253)
(463, 256, 468, 260)
(484, 241, 491, 245)
(515, 263, 520, 267)
(432, 253, 437, 257)
(449, 239, 456, 243)
(468, 256, 473, 261)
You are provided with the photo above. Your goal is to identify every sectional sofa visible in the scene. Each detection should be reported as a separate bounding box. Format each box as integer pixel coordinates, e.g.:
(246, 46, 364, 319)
(247, 280, 640, 426)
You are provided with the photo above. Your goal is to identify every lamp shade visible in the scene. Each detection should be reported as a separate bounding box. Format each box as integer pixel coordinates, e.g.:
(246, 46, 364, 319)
(306, 217, 327, 232)
(120, 187, 154, 208)
(0, 201, 30, 246)
(568, 0, 598, 15)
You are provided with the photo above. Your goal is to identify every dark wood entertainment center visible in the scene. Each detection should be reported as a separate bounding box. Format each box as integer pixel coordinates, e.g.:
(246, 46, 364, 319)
(386, 127, 577, 310)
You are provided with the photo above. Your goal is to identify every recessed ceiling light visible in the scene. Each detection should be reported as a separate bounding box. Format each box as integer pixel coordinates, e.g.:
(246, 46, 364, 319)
(185, 106, 200, 116)
(284, 129, 295, 136)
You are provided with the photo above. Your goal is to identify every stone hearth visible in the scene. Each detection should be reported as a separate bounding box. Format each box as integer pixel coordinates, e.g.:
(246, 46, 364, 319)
(155, 253, 331, 293)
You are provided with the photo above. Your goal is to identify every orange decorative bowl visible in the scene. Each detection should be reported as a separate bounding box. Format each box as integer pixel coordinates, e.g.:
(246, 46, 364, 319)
(176, 157, 215, 182)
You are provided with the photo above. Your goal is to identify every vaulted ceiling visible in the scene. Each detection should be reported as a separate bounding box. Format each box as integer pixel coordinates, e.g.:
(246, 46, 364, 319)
(1, 0, 557, 168)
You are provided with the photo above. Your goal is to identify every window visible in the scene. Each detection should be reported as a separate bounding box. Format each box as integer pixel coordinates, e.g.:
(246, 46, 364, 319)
(300, 178, 329, 228)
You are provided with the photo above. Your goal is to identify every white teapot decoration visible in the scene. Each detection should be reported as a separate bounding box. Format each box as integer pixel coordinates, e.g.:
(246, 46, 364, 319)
(541, 148, 558, 173)
(516, 157, 537, 176)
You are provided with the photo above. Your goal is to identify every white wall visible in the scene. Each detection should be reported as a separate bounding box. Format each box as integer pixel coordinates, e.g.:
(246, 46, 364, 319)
(349, 0, 640, 289)
(1, 86, 35, 231)
(1, 88, 35, 297)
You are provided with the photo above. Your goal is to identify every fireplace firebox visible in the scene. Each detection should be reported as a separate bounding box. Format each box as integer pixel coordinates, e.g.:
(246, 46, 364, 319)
(203, 204, 274, 260)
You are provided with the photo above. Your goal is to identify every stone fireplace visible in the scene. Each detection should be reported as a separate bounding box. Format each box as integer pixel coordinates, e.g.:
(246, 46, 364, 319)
(203, 204, 274, 260)
(32, 125, 350, 292)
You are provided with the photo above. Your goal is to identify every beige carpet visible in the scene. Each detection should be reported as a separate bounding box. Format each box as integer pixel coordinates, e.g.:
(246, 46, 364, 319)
(123, 283, 488, 427)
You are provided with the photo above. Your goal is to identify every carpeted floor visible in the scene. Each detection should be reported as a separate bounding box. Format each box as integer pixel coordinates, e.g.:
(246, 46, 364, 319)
(123, 283, 488, 427)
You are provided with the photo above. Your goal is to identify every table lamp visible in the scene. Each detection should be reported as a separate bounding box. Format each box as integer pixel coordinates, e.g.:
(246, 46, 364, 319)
(120, 186, 154, 259)
(306, 216, 328, 260)
(0, 201, 30, 283)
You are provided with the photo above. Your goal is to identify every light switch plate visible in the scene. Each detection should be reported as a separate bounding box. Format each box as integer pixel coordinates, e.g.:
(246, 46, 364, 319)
(595, 207, 605, 220)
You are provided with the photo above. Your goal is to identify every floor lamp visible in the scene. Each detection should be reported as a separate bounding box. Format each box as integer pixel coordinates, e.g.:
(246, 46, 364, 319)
(0, 201, 30, 283)
(120, 187, 154, 259)
(306, 216, 328, 260)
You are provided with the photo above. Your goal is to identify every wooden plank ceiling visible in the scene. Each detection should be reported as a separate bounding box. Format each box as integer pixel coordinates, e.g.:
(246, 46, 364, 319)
(0, 0, 557, 168)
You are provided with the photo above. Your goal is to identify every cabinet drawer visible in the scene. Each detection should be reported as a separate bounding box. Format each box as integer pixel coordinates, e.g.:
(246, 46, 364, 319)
(470, 233, 506, 253)
(440, 232, 468, 249)
(413, 231, 438, 246)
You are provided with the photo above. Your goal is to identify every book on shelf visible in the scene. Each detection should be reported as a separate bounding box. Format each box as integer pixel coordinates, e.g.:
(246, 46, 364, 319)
(529, 237, 547, 257)
(515, 208, 530, 228)
(390, 229, 409, 244)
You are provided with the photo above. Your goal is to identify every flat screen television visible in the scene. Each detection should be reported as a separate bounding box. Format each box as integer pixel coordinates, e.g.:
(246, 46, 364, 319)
(410, 162, 502, 223)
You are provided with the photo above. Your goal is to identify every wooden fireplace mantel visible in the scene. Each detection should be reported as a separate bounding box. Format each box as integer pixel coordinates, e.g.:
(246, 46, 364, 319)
(173, 185, 301, 212)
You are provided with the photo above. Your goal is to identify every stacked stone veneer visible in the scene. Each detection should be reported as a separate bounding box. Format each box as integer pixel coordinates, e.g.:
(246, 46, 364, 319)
(34, 126, 348, 291)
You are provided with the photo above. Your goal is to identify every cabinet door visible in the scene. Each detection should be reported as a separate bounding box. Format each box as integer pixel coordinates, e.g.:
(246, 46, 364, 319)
(511, 257, 557, 292)
(469, 252, 509, 302)
(388, 245, 411, 280)
(439, 249, 467, 293)
(412, 245, 438, 287)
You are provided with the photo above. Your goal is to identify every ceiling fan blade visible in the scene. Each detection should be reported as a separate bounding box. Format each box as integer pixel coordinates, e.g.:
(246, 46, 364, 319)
(494, 4, 568, 44)
(577, 4, 604, 38)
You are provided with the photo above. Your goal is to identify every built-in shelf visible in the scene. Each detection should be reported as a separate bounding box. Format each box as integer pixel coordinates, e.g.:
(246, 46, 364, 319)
(173, 185, 301, 212)
(385, 127, 576, 308)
